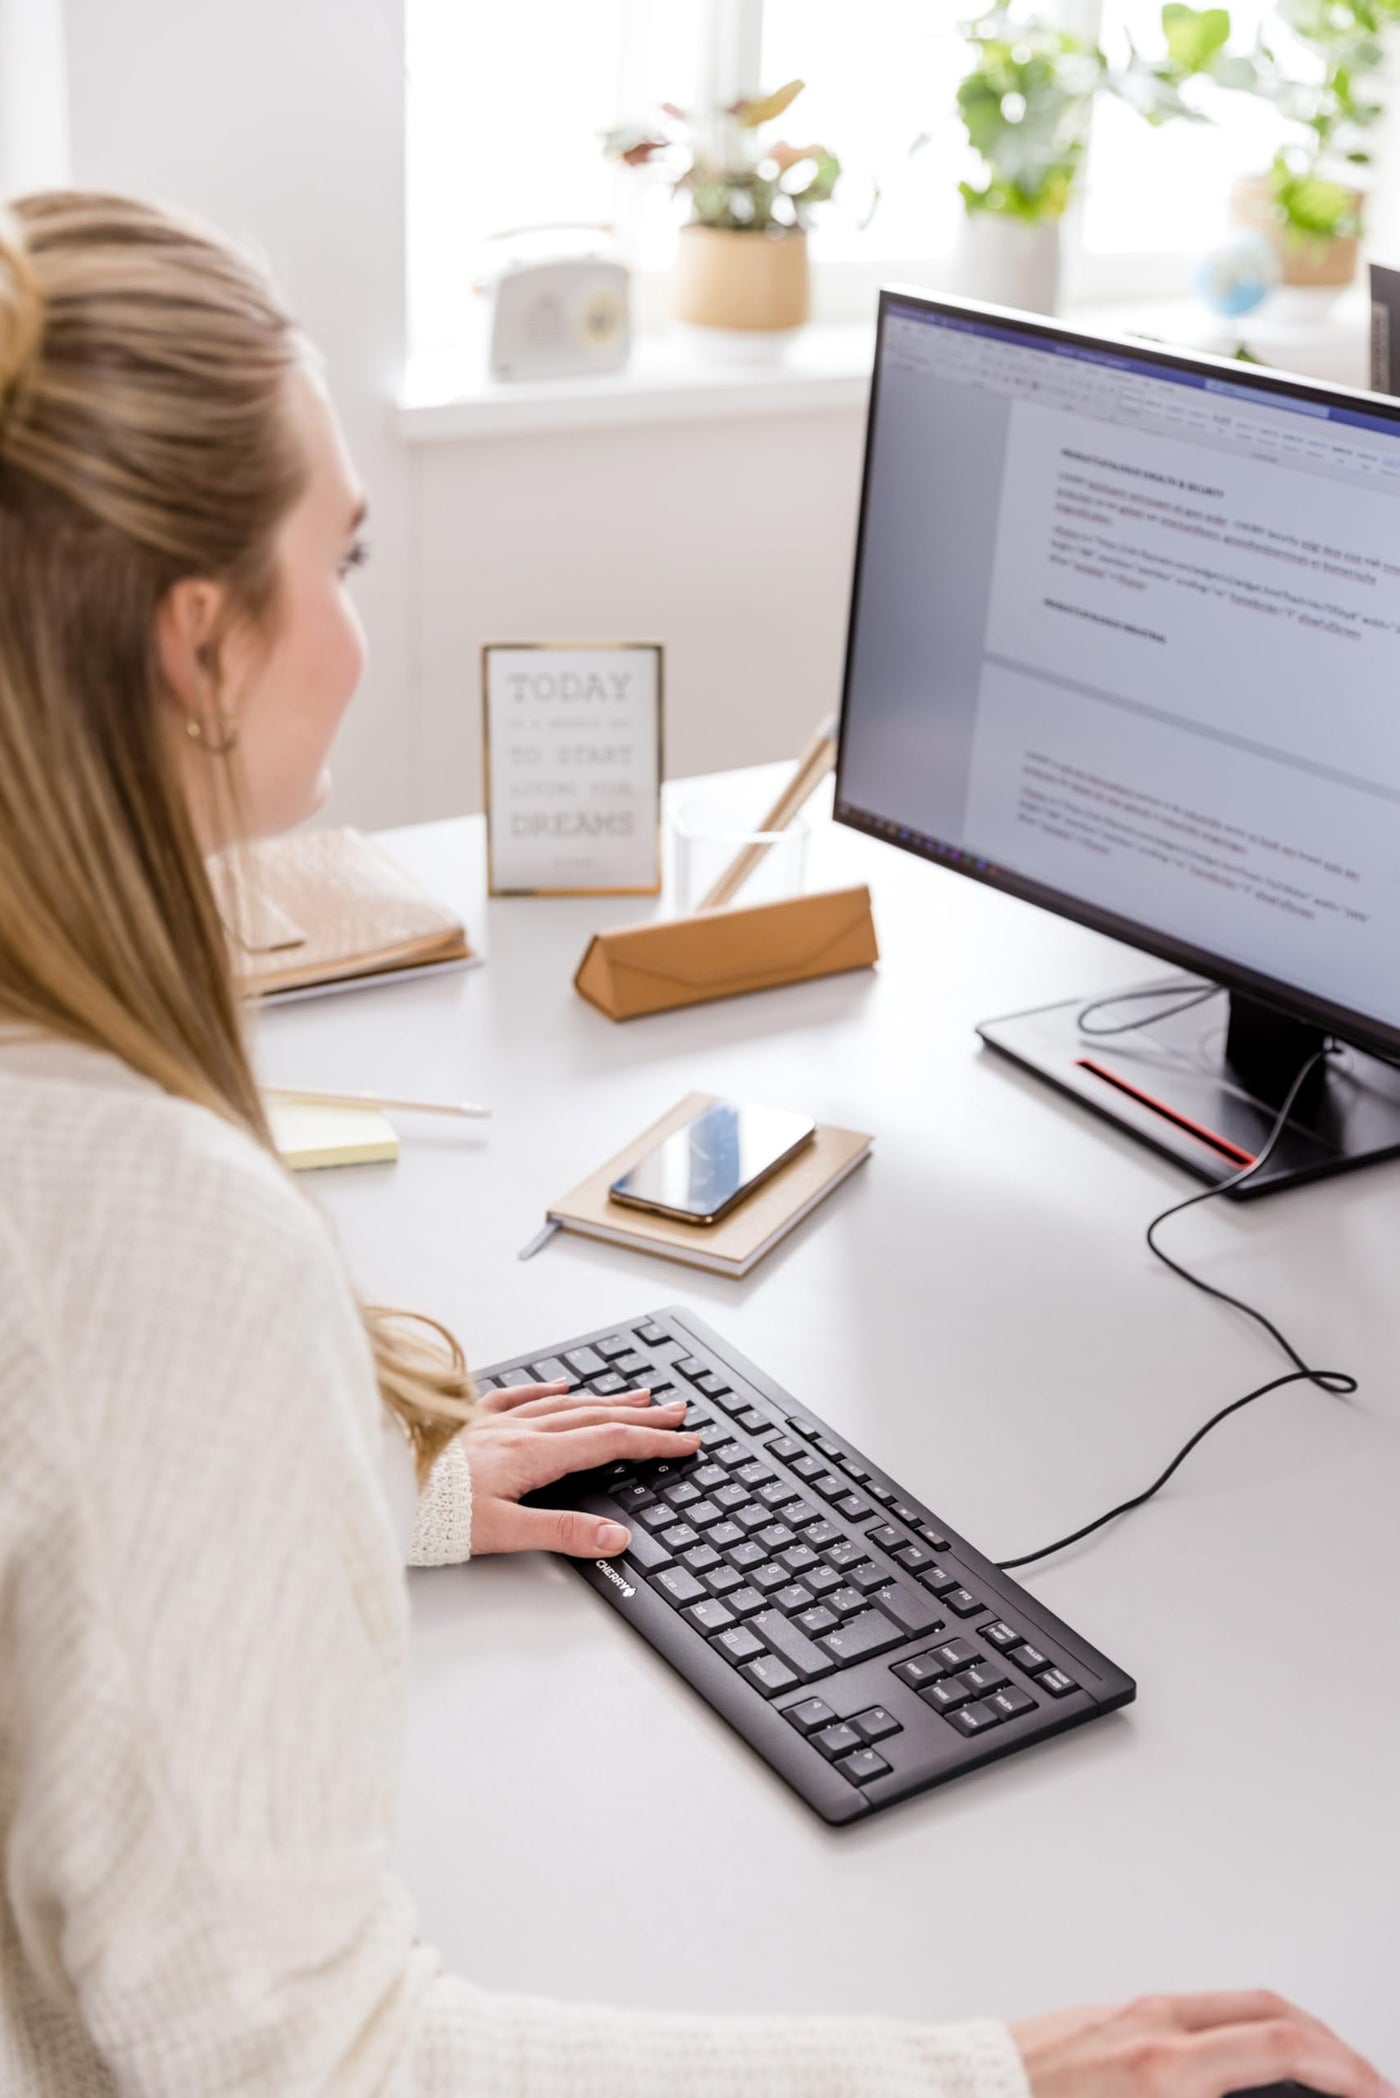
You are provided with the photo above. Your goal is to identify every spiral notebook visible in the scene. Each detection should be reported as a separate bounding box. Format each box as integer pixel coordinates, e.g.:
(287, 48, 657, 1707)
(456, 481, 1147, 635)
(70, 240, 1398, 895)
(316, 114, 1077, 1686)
(208, 827, 476, 1001)
(532, 1091, 873, 1278)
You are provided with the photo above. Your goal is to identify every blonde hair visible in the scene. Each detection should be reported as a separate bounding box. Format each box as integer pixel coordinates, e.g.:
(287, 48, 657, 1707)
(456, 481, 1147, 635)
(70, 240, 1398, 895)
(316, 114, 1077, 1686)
(0, 190, 472, 1477)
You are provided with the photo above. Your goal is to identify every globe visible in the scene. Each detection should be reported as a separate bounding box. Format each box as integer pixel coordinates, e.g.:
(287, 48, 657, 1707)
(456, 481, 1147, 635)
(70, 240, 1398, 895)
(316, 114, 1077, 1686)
(1193, 231, 1281, 320)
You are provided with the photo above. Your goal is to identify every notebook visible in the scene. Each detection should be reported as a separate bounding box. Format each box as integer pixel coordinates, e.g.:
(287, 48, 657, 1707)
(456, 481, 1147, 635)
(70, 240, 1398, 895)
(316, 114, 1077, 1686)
(266, 1098, 400, 1170)
(541, 1091, 873, 1278)
(209, 827, 475, 1001)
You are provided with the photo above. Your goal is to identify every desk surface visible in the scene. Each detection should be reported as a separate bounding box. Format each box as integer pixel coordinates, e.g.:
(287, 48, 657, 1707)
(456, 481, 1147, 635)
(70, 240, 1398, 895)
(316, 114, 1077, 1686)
(256, 771, 1398, 2063)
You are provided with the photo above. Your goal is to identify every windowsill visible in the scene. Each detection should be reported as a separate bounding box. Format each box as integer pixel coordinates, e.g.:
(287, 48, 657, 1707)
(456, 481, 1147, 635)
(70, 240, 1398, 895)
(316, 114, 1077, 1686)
(397, 284, 1372, 444)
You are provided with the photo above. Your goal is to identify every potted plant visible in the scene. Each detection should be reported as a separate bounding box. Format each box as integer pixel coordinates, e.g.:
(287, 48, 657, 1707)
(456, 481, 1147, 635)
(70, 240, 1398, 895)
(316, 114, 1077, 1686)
(1230, 0, 1397, 287)
(606, 81, 841, 347)
(932, 4, 1256, 315)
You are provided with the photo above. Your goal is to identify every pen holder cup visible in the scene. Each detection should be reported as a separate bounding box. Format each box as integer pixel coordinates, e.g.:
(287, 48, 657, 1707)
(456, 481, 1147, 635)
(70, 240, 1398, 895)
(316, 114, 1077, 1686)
(670, 799, 810, 916)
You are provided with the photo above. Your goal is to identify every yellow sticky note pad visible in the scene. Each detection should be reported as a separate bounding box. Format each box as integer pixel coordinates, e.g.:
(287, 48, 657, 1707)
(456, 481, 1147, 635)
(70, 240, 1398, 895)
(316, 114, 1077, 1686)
(267, 1099, 399, 1171)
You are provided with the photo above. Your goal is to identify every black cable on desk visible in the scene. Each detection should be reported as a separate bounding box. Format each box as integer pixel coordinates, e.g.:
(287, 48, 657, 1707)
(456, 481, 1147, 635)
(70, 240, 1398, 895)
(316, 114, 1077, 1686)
(997, 1044, 1358, 1573)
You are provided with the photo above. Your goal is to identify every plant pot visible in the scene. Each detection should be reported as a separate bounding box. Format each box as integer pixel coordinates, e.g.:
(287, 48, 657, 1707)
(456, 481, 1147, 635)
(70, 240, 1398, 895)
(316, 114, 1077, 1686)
(670, 224, 811, 336)
(953, 212, 1062, 316)
(1229, 173, 1360, 290)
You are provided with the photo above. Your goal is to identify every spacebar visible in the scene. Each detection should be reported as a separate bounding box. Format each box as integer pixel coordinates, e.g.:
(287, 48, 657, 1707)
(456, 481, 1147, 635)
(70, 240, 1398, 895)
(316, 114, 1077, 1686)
(753, 1610, 834, 1682)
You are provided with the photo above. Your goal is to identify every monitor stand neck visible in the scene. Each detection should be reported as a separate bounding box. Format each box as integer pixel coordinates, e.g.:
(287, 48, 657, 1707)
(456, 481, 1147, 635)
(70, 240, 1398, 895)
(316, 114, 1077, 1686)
(1223, 992, 1327, 1118)
(977, 977, 1400, 1197)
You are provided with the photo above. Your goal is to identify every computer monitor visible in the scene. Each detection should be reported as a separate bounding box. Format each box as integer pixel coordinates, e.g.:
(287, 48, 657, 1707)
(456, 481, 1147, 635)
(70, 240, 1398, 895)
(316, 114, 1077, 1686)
(834, 288, 1400, 1196)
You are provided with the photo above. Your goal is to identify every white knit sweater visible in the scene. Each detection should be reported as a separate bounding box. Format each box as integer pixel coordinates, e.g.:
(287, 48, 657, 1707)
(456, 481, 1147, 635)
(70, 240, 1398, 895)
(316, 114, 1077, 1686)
(0, 1035, 1032, 2098)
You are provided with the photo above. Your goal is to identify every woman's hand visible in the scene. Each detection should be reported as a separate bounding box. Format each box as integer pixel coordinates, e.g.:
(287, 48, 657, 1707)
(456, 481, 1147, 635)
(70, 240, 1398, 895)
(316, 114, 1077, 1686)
(1012, 1991, 1395, 2098)
(462, 1378, 700, 1558)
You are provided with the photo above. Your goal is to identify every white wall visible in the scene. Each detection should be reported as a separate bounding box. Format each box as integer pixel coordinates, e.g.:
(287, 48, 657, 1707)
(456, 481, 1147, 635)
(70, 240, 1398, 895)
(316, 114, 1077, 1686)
(58, 0, 865, 830)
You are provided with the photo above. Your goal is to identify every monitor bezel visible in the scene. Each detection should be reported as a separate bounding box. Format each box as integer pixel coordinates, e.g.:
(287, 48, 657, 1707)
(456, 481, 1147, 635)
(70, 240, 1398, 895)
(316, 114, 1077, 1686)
(832, 285, 1400, 1066)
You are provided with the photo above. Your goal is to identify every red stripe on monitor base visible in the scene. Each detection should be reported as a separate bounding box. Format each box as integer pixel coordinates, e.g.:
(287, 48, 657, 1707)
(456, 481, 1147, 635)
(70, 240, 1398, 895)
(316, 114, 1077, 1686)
(1075, 1058, 1258, 1169)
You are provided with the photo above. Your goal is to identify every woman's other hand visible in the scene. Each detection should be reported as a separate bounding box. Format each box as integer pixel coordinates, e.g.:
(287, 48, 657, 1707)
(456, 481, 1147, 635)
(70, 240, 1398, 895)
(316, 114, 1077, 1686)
(1013, 1992, 1395, 2098)
(462, 1379, 698, 1558)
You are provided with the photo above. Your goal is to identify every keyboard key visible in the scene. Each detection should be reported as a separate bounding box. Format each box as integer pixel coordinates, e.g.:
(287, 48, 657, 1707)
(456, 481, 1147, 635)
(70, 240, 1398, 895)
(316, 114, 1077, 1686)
(1009, 1643, 1051, 1675)
(982, 1620, 1021, 1652)
(680, 1544, 721, 1574)
(756, 1524, 797, 1555)
(664, 1481, 702, 1509)
(635, 1321, 665, 1346)
(693, 1463, 728, 1492)
(891, 1502, 923, 1527)
(704, 1565, 743, 1597)
(825, 1540, 867, 1574)
(948, 1698, 1002, 1737)
(917, 1562, 961, 1595)
(812, 1434, 845, 1461)
(782, 1499, 821, 1529)
(595, 1334, 633, 1359)
(871, 1579, 943, 1636)
(867, 1523, 902, 1552)
(829, 1585, 867, 1617)
(728, 1585, 765, 1618)
(741, 1654, 799, 1698)
(714, 1483, 749, 1511)
(1039, 1668, 1078, 1698)
(791, 1453, 825, 1481)
(612, 1480, 656, 1514)
(832, 1494, 872, 1523)
(651, 1567, 706, 1607)
(712, 1442, 749, 1470)
(851, 1705, 901, 1743)
(839, 1458, 871, 1483)
(759, 1479, 799, 1510)
(768, 1436, 803, 1463)
(591, 1373, 629, 1397)
(806, 1521, 844, 1551)
(915, 1521, 953, 1550)
(683, 1597, 735, 1634)
(734, 1406, 769, 1434)
(673, 1356, 706, 1380)
(715, 1624, 765, 1664)
(921, 1676, 975, 1714)
(708, 1521, 745, 1552)
(849, 1562, 891, 1595)
(728, 1540, 766, 1572)
(530, 1357, 577, 1386)
(944, 1589, 984, 1618)
(843, 1747, 892, 1785)
(612, 1351, 652, 1378)
(688, 1501, 726, 1531)
(891, 1653, 947, 1691)
(752, 1563, 790, 1594)
(754, 1608, 835, 1683)
(565, 1347, 608, 1377)
(988, 1684, 1037, 1721)
(819, 1610, 903, 1666)
(960, 1661, 1010, 1697)
(784, 1696, 838, 1736)
(778, 1543, 820, 1578)
(867, 1482, 896, 1505)
(804, 1565, 842, 1598)
(639, 1500, 683, 1532)
(891, 1542, 936, 1573)
(796, 1605, 840, 1638)
(737, 1461, 775, 1489)
(933, 1638, 981, 1673)
(659, 1524, 700, 1555)
(812, 1722, 862, 1761)
(773, 1582, 815, 1615)
(623, 1526, 673, 1571)
(811, 1471, 845, 1499)
(735, 1505, 771, 1535)
(694, 1371, 730, 1396)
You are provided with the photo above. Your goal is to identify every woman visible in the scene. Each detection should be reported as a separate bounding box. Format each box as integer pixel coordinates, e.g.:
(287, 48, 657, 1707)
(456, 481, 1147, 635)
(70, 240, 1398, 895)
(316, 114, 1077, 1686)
(0, 189, 1387, 2098)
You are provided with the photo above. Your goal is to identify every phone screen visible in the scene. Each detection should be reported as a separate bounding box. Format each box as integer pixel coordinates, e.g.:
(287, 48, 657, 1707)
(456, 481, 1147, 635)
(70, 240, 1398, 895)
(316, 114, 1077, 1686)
(609, 1102, 816, 1225)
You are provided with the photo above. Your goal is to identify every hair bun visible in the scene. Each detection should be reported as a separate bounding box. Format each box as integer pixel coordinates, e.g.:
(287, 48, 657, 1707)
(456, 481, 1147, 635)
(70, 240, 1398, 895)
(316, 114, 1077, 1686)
(0, 209, 44, 408)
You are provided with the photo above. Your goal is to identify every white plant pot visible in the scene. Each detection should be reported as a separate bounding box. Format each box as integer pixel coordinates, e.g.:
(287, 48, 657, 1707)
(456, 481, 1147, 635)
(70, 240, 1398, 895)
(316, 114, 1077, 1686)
(954, 214, 1062, 317)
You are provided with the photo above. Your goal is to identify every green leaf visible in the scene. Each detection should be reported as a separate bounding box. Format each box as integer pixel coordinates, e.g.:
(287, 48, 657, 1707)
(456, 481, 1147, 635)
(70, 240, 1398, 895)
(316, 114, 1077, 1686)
(1162, 3, 1231, 72)
(736, 79, 804, 128)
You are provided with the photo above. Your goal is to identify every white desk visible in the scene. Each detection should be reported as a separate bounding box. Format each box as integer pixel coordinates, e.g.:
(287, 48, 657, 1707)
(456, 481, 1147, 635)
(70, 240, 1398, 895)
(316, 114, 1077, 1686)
(256, 771, 1399, 2065)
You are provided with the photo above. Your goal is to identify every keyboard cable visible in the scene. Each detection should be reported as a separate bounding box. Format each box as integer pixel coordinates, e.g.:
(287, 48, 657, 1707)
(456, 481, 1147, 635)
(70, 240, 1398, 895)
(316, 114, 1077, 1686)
(997, 1042, 1358, 1573)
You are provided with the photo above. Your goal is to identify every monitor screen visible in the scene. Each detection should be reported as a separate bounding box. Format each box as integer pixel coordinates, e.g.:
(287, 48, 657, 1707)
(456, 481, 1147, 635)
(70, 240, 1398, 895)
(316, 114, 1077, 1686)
(834, 290, 1400, 1056)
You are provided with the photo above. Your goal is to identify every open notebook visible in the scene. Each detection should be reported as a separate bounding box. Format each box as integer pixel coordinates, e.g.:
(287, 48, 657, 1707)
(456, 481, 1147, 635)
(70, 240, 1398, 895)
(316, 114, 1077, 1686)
(209, 827, 475, 1001)
(541, 1091, 873, 1278)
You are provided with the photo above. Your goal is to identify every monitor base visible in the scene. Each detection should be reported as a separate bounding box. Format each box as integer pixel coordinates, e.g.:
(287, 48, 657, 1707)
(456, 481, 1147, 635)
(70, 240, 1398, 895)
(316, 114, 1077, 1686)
(977, 982, 1400, 1198)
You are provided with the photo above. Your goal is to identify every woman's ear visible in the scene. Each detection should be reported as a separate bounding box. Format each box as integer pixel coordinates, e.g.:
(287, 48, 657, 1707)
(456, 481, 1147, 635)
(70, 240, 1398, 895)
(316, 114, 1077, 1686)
(154, 576, 227, 722)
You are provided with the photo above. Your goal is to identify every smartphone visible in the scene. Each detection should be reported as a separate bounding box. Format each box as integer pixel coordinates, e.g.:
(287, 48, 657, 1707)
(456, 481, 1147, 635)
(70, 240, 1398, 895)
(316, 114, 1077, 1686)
(609, 1101, 817, 1226)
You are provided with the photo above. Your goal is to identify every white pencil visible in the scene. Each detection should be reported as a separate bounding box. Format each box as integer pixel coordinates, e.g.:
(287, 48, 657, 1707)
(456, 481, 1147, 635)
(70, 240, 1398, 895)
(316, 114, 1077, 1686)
(264, 1085, 491, 1120)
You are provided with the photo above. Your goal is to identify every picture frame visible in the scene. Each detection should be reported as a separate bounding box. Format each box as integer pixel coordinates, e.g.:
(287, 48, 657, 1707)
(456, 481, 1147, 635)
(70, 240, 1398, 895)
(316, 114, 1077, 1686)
(482, 641, 664, 897)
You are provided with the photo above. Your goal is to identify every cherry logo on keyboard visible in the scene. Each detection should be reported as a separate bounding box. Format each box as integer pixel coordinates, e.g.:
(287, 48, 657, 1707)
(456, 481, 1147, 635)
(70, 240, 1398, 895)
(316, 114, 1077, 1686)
(596, 1560, 636, 1597)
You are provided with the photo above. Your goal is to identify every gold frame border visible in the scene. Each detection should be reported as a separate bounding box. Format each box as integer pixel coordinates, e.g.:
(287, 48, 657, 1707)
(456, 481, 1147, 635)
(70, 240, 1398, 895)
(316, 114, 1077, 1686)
(482, 641, 665, 897)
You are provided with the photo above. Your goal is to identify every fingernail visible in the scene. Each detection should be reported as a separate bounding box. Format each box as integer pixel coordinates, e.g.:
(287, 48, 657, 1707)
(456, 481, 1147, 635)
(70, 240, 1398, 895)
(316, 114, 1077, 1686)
(596, 1521, 629, 1552)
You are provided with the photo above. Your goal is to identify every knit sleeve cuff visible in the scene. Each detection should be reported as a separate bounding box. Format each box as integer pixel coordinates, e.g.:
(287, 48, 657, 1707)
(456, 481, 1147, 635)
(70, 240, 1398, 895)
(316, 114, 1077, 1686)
(407, 1436, 473, 1567)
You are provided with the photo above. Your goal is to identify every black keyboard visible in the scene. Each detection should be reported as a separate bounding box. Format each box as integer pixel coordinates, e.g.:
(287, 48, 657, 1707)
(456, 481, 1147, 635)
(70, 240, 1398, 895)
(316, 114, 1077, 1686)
(490, 1306, 1136, 1825)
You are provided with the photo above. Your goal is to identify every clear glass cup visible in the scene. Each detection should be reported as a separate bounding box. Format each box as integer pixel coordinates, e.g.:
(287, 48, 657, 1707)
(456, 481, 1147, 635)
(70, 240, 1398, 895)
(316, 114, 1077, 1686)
(670, 799, 810, 916)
